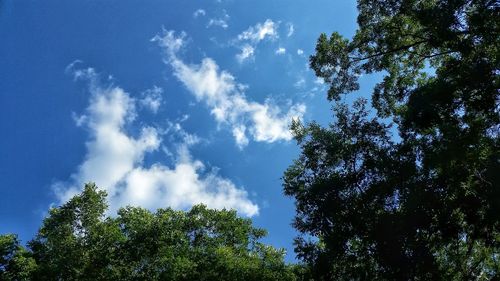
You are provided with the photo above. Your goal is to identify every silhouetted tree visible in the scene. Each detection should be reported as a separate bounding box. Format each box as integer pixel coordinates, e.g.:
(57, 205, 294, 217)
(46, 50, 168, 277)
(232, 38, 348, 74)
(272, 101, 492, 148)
(284, 0, 499, 280)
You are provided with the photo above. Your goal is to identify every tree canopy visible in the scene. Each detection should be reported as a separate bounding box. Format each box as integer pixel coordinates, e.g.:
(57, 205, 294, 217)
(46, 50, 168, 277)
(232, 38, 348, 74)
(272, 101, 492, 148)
(1, 183, 298, 281)
(284, 0, 499, 280)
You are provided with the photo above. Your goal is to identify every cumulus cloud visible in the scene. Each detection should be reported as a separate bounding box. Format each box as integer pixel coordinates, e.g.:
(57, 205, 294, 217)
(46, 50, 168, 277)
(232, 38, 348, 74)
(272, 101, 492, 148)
(54, 67, 259, 217)
(297, 49, 304, 55)
(234, 19, 279, 63)
(153, 30, 306, 148)
(275, 47, 286, 55)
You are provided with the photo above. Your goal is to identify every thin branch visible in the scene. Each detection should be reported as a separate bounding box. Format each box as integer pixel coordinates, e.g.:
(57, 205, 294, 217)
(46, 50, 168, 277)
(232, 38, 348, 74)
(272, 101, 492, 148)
(416, 50, 460, 65)
(349, 40, 429, 63)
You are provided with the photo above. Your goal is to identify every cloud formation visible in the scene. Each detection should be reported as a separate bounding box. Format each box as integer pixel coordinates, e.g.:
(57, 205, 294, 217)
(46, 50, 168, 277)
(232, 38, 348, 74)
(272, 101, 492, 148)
(287, 23, 294, 37)
(140, 86, 163, 113)
(237, 19, 278, 43)
(207, 10, 229, 29)
(275, 47, 286, 55)
(236, 44, 255, 63)
(54, 67, 259, 217)
(193, 9, 206, 18)
(153, 31, 305, 148)
(234, 19, 279, 62)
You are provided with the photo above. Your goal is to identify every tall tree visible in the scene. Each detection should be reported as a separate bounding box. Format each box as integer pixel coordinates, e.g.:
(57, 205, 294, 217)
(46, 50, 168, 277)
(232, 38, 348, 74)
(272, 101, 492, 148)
(284, 0, 499, 280)
(24, 183, 296, 281)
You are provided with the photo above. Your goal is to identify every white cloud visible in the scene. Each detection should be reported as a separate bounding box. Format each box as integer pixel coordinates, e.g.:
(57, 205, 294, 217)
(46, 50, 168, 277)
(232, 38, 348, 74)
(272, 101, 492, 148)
(287, 23, 294, 37)
(236, 44, 255, 63)
(140, 86, 163, 113)
(314, 77, 325, 85)
(207, 18, 228, 29)
(164, 121, 201, 147)
(71, 112, 87, 126)
(232, 125, 249, 149)
(232, 19, 280, 63)
(54, 67, 259, 217)
(275, 47, 286, 55)
(207, 10, 229, 29)
(294, 77, 306, 88)
(237, 19, 278, 43)
(153, 30, 306, 147)
(193, 9, 206, 18)
(297, 49, 304, 55)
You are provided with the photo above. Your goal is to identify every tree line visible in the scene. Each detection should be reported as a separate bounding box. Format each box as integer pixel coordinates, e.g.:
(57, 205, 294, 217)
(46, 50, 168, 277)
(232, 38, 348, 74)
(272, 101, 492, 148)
(2, 0, 498, 280)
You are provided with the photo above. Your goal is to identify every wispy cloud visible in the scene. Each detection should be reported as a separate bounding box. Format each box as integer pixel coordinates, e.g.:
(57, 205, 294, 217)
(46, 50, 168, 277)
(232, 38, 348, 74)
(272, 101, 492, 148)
(234, 19, 279, 62)
(236, 44, 255, 63)
(54, 66, 259, 217)
(153, 30, 305, 148)
(275, 47, 286, 55)
(237, 19, 278, 43)
(314, 77, 325, 85)
(294, 77, 306, 88)
(140, 86, 163, 113)
(207, 10, 229, 29)
(193, 9, 206, 18)
(287, 23, 294, 37)
(207, 18, 228, 29)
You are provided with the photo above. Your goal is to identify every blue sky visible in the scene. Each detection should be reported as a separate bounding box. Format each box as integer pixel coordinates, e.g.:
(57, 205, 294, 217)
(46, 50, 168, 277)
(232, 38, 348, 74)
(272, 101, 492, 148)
(0, 0, 367, 261)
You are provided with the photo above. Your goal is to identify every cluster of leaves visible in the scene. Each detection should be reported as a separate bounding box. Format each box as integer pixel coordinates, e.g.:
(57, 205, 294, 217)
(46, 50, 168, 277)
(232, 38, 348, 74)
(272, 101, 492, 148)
(1, 183, 300, 281)
(285, 0, 499, 280)
(0, 235, 36, 280)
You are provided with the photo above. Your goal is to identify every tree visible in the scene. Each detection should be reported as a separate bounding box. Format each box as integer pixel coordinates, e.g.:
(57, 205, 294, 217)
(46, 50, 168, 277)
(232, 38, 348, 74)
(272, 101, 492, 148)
(20, 183, 297, 280)
(284, 0, 499, 280)
(0, 234, 36, 281)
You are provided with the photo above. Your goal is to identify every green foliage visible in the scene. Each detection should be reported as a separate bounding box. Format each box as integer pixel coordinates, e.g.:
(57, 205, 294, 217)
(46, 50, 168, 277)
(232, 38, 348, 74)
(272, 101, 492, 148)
(2, 183, 296, 280)
(286, 0, 499, 280)
(0, 234, 36, 281)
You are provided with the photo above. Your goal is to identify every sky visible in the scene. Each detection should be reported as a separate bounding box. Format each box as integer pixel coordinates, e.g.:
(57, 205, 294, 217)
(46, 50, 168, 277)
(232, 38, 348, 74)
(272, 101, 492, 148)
(0, 0, 370, 261)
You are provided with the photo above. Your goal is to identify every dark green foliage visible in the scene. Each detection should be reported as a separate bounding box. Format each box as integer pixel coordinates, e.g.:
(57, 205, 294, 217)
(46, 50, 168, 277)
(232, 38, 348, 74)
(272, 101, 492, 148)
(0, 234, 36, 281)
(3, 183, 296, 280)
(285, 0, 499, 280)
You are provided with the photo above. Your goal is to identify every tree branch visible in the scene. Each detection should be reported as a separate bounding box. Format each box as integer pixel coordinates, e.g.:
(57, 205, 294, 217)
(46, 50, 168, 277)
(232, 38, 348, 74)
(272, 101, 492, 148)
(349, 40, 429, 63)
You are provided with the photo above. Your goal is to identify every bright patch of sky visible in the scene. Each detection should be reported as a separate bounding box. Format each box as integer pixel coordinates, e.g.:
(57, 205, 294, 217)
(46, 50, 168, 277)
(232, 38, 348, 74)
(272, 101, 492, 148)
(0, 0, 366, 261)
